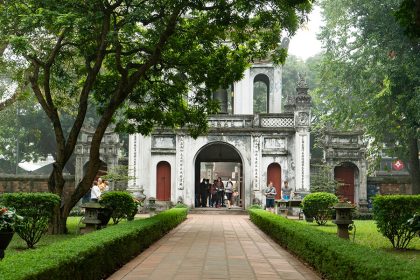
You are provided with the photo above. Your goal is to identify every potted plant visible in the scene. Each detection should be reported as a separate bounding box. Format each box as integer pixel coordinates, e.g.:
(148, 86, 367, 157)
(0, 206, 23, 259)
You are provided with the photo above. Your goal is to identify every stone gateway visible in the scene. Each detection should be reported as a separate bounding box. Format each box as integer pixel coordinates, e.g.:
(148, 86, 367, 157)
(128, 61, 311, 208)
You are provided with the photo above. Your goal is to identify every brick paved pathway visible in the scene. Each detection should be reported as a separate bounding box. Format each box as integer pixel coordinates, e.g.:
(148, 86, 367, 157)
(108, 214, 321, 280)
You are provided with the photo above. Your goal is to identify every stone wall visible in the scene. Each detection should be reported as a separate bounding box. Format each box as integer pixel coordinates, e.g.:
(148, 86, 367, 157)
(0, 174, 75, 196)
(368, 176, 412, 195)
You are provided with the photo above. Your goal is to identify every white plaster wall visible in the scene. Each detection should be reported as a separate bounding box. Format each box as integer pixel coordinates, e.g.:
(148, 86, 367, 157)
(272, 66, 282, 113)
(234, 69, 252, 114)
(128, 135, 152, 194)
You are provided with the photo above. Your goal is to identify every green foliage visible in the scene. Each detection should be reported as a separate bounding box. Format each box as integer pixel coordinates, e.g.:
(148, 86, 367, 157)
(394, 0, 420, 38)
(249, 209, 420, 280)
(0, 208, 187, 279)
(310, 163, 339, 193)
(301, 192, 338, 225)
(100, 191, 137, 224)
(172, 203, 189, 209)
(372, 195, 420, 249)
(0, 206, 22, 231)
(0, 192, 60, 248)
(248, 204, 263, 210)
(316, 0, 420, 192)
(282, 54, 321, 109)
(407, 213, 420, 237)
(101, 165, 135, 190)
(0, 0, 314, 231)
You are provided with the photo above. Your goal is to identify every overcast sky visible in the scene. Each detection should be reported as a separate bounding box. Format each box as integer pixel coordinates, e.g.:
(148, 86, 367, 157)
(288, 6, 323, 60)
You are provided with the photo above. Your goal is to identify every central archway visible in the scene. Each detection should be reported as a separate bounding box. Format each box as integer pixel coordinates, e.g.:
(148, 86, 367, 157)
(194, 142, 244, 209)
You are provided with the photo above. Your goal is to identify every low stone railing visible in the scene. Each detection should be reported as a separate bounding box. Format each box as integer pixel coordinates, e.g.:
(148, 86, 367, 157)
(208, 113, 295, 129)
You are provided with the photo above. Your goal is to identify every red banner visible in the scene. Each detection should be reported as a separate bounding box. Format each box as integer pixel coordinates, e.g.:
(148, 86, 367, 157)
(392, 160, 404, 171)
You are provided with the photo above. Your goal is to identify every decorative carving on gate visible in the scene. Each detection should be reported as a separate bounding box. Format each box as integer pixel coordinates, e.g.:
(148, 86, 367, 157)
(177, 134, 185, 190)
(252, 135, 261, 191)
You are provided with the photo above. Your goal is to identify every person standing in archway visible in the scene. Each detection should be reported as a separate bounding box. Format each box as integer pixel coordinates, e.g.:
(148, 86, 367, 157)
(215, 177, 224, 208)
(225, 178, 234, 209)
(210, 180, 218, 207)
(199, 178, 208, 207)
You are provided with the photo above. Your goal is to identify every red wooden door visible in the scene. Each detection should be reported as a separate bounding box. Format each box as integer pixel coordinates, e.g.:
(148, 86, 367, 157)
(156, 161, 171, 201)
(334, 166, 355, 203)
(267, 163, 281, 199)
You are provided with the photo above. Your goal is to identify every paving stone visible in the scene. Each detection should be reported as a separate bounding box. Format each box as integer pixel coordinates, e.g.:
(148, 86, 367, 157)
(107, 214, 321, 280)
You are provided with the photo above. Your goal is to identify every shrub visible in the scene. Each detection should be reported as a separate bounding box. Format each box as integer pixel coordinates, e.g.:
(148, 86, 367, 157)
(301, 192, 338, 225)
(407, 213, 420, 237)
(0, 208, 187, 280)
(100, 191, 137, 224)
(373, 195, 420, 249)
(0, 193, 60, 248)
(249, 209, 420, 280)
(310, 163, 340, 193)
(247, 204, 262, 210)
(173, 203, 189, 208)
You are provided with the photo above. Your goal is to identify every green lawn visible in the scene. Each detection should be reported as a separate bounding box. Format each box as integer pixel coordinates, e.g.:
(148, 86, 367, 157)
(298, 220, 420, 262)
(5, 217, 82, 257)
(4, 216, 138, 257)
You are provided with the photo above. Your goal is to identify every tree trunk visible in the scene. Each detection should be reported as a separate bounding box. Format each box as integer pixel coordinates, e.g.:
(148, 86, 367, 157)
(48, 164, 68, 234)
(408, 136, 420, 194)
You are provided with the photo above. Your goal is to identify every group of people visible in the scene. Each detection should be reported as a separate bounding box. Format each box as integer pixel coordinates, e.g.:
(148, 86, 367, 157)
(195, 177, 239, 209)
(83, 177, 110, 203)
(264, 180, 292, 213)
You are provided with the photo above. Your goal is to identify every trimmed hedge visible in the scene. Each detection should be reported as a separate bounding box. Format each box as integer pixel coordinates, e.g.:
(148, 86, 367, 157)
(373, 195, 420, 249)
(249, 209, 420, 280)
(0, 208, 187, 280)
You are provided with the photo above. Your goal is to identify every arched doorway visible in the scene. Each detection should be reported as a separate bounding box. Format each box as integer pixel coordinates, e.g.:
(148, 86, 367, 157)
(334, 163, 357, 203)
(253, 74, 270, 113)
(194, 142, 243, 208)
(267, 163, 281, 199)
(156, 161, 171, 201)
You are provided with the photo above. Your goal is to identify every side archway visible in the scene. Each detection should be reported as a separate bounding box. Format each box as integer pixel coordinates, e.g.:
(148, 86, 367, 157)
(253, 74, 270, 113)
(156, 161, 171, 201)
(334, 163, 358, 203)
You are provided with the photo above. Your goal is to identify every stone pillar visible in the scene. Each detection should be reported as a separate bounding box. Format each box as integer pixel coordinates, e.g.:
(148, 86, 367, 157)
(252, 134, 261, 192)
(175, 134, 186, 202)
(271, 65, 282, 113)
(358, 158, 368, 203)
(234, 69, 251, 114)
(294, 76, 311, 191)
(294, 129, 310, 191)
(128, 135, 151, 195)
(127, 134, 139, 191)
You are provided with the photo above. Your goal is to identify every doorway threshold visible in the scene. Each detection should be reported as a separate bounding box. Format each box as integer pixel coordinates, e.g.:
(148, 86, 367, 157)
(189, 207, 247, 215)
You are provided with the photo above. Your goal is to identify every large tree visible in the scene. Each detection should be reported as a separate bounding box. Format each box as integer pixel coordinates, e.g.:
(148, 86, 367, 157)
(0, 0, 312, 233)
(316, 0, 420, 193)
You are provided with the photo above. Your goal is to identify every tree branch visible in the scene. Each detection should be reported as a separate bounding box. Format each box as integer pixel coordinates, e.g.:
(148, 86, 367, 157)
(0, 90, 19, 111)
(63, 11, 112, 163)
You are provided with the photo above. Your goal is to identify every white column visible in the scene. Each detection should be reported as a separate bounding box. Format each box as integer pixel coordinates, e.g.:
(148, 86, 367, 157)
(359, 160, 368, 201)
(175, 134, 186, 202)
(271, 65, 282, 113)
(128, 134, 151, 194)
(294, 130, 310, 191)
(234, 69, 251, 114)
